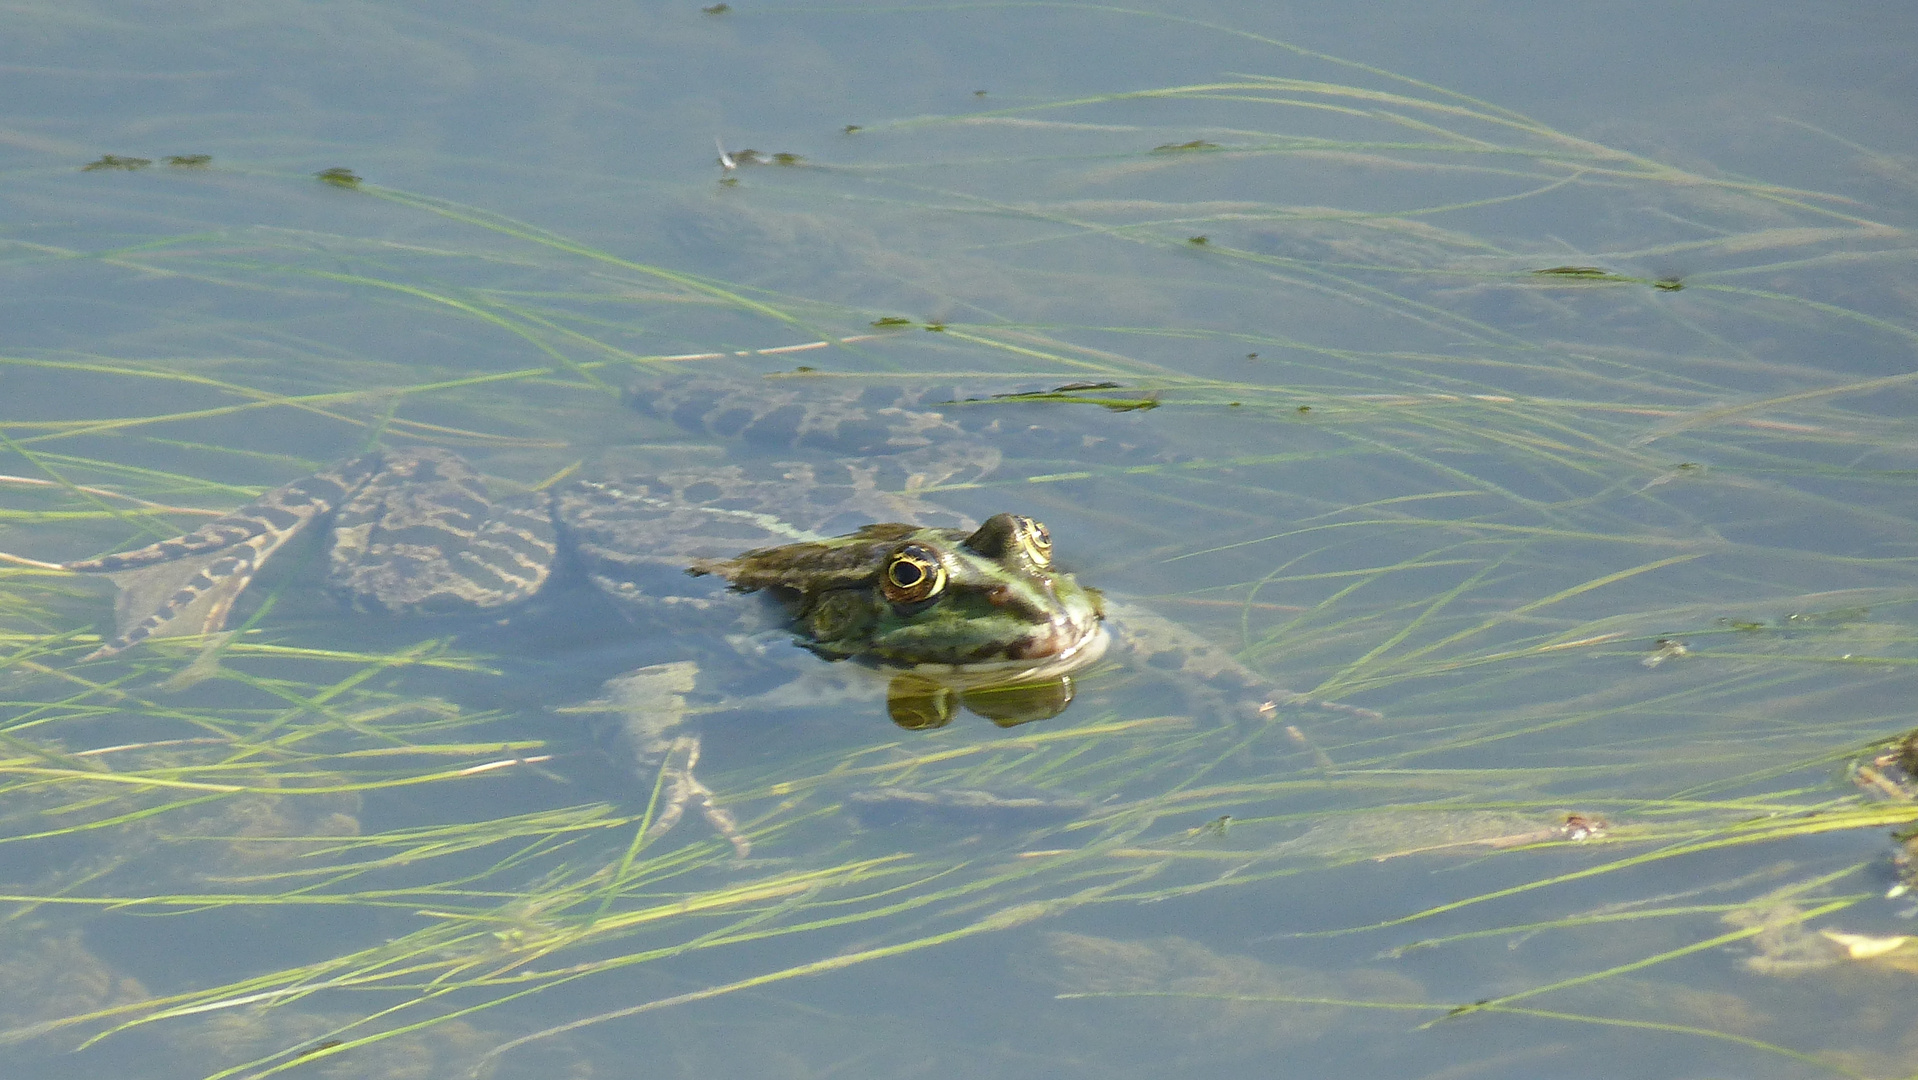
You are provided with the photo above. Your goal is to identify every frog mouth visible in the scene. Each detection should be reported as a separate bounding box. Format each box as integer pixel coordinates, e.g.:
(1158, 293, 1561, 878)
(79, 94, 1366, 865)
(891, 618, 1111, 686)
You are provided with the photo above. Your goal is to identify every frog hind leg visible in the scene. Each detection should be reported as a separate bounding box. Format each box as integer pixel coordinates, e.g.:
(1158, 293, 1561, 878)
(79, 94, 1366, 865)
(645, 734, 750, 857)
(324, 449, 559, 615)
(65, 457, 383, 658)
(566, 662, 752, 857)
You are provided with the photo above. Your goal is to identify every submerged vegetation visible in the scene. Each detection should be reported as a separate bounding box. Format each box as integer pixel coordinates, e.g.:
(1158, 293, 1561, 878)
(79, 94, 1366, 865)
(3, 13, 1916, 1079)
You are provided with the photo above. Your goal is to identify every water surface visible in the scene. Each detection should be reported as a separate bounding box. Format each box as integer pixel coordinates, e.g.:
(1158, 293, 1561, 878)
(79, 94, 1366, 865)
(2, 4, 1916, 1078)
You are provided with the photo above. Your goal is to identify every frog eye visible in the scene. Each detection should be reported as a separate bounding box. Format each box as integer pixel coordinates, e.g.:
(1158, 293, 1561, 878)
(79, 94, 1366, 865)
(1015, 517, 1052, 568)
(882, 544, 947, 604)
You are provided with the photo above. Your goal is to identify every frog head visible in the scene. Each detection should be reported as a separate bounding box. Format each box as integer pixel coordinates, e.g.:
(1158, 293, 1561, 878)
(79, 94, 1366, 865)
(689, 513, 1108, 726)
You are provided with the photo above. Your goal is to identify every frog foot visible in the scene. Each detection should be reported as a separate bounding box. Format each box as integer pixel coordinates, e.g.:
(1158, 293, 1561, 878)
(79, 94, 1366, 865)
(51, 458, 384, 658)
(565, 662, 750, 856)
(644, 735, 750, 857)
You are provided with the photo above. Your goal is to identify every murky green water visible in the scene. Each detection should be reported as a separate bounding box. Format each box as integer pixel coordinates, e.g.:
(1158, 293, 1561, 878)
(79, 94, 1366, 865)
(3, 4, 1916, 1078)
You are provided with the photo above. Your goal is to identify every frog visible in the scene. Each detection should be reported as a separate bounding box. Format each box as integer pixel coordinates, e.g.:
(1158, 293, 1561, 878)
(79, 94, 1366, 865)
(60, 454, 1107, 680)
(10, 375, 1336, 853)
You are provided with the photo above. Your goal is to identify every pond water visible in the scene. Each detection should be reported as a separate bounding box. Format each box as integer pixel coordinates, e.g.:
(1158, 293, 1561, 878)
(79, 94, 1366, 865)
(3, 3, 1917, 1078)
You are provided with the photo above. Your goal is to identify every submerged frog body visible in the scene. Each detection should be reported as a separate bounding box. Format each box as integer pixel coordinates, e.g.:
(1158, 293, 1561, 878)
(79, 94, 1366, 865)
(41, 442, 1111, 856)
(20, 376, 1336, 851)
(58, 447, 1107, 700)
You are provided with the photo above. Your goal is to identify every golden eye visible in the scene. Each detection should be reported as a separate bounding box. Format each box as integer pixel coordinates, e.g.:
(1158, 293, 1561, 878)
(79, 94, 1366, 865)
(1016, 517, 1052, 568)
(882, 544, 947, 604)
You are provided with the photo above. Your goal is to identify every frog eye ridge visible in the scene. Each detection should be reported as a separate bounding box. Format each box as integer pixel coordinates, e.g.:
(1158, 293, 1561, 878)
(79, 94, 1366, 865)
(882, 544, 947, 604)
